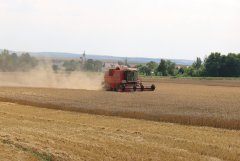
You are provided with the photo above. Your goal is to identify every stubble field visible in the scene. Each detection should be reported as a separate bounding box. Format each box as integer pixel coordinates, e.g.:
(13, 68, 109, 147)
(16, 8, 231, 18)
(0, 102, 240, 161)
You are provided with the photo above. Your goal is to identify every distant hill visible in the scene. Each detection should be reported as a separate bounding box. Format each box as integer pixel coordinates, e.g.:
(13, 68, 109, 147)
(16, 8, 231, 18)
(31, 52, 193, 65)
(0, 49, 193, 65)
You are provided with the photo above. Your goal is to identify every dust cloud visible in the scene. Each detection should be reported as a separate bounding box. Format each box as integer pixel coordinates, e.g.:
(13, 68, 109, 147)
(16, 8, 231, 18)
(0, 65, 103, 90)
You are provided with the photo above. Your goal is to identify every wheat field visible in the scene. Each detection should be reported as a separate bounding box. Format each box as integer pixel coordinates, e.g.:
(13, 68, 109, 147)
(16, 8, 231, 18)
(0, 78, 240, 129)
(1, 78, 240, 160)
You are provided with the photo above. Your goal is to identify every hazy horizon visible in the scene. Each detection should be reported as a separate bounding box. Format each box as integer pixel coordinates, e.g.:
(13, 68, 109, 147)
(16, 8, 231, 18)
(0, 0, 239, 60)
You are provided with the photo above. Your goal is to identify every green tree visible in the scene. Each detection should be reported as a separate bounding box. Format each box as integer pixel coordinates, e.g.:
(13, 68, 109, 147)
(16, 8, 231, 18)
(83, 59, 103, 72)
(184, 66, 194, 76)
(18, 53, 38, 71)
(0, 50, 38, 72)
(178, 67, 184, 75)
(157, 59, 176, 76)
(93, 60, 103, 72)
(157, 59, 167, 76)
(0, 49, 11, 71)
(84, 59, 95, 71)
(192, 57, 202, 69)
(202, 52, 240, 77)
(219, 53, 240, 77)
(63, 60, 80, 71)
(141, 66, 151, 76)
(166, 60, 176, 76)
(204, 52, 222, 77)
(11, 53, 18, 70)
(146, 61, 158, 74)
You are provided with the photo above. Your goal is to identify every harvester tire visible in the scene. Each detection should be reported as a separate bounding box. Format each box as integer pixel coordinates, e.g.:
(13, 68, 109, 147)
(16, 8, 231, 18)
(120, 84, 125, 92)
(133, 85, 137, 91)
(151, 84, 156, 91)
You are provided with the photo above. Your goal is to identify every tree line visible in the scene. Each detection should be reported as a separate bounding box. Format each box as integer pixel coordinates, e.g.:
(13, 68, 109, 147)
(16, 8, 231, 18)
(0, 49, 38, 72)
(0, 49, 103, 72)
(1, 49, 239, 77)
(50, 52, 240, 76)
(185, 53, 240, 77)
(136, 52, 240, 77)
(55, 59, 103, 72)
(136, 60, 177, 76)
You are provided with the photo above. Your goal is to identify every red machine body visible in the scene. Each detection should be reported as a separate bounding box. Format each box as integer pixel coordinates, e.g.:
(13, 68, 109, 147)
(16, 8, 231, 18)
(103, 67, 155, 92)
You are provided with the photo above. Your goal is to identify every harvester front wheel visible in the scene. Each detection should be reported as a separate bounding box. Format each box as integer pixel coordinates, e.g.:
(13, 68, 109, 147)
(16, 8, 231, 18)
(120, 84, 125, 92)
(151, 84, 156, 91)
(133, 85, 137, 91)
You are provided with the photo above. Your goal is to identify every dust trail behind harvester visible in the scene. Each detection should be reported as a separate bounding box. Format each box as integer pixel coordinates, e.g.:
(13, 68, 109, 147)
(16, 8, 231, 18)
(0, 65, 103, 90)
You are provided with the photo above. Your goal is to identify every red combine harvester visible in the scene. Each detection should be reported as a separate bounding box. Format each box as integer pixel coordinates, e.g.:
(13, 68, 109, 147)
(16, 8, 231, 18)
(103, 67, 155, 92)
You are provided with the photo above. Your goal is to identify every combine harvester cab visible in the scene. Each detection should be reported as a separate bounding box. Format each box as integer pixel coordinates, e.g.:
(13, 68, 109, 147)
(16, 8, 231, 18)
(103, 67, 155, 92)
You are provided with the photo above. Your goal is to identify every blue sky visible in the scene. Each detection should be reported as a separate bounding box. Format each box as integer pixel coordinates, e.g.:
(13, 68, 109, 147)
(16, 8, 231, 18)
(0, 0, 239, 59)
